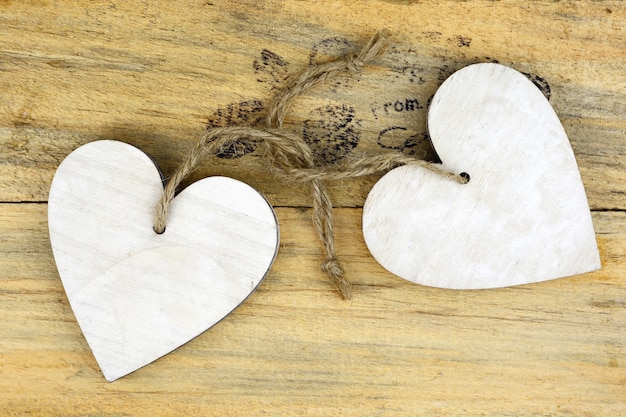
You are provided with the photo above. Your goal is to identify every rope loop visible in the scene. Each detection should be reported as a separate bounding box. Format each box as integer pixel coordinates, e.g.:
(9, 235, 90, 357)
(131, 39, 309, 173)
(153, 30, 465, 298)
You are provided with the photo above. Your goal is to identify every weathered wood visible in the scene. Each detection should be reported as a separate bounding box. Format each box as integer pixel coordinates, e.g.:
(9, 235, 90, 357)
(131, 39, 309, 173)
(1, 1, 625, 415)
(363, 63, 600, 288)
(1, 204, 625, 415)
(0, 1, 624, 209)
(48, 140, 279, 381)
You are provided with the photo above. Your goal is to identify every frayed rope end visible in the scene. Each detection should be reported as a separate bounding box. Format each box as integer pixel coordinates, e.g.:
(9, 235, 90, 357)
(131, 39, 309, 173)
(321, 258, 352, 300)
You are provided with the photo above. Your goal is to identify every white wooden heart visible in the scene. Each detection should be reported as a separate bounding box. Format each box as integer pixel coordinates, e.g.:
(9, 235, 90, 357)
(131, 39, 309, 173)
(363, 63, 600, 289)
(48, 140, 279, 381)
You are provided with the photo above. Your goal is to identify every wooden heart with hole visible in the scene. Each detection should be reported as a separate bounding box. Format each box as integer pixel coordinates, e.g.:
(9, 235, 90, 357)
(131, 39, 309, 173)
(362, 63, 600, 289)
(48, 140, 279, 381)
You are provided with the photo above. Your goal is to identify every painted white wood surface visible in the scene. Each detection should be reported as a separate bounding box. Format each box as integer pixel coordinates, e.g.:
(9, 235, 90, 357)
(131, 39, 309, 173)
(48, 140, 279, 381)
(362, 63, 600, 289)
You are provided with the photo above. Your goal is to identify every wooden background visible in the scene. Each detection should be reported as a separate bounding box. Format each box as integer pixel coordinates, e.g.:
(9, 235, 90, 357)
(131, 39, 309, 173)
(1, 1, 624, 416)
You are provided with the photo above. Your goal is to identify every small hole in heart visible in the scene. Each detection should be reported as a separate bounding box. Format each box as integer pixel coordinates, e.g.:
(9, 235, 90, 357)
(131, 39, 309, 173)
(460, 172, 470, 183)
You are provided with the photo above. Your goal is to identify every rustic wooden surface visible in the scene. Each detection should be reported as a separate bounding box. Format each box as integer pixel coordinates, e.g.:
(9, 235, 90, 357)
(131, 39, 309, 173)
(1, 1, 624, 416)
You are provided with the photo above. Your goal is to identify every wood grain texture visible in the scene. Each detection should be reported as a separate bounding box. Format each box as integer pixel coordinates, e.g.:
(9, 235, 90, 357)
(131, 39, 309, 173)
(363, 63, 600, 289)
(1, 205, 625, 416)
(1, 1, 624, 209)
(1, 0, 625, 415)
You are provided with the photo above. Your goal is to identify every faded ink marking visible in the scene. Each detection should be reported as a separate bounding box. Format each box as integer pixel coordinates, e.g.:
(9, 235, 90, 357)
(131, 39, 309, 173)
(386, 45, 427, 84)
(303, 104, 360, 164)
(371, 98, 423, 119)
(437, 64, 458, 82)
(253, 49, 290, 88)
(206, 100, 264, 159)
(456, 36, 472, 47)
(377, 128, 431, 157)
(522, 72, 551, 100)
(385, 98, 423, 114)
(422, 31, 442, 41)
(309, 37, 351, 65)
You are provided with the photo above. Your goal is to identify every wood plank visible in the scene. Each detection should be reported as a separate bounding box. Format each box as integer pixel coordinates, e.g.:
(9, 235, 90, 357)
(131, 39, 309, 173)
(1, 1, 624, 208)
(1, 1, 624, 415)
(1, 204, 624, 416)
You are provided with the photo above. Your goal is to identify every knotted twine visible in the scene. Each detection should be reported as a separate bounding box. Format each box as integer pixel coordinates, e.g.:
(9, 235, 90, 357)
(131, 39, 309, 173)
(153, 30, 467, 299)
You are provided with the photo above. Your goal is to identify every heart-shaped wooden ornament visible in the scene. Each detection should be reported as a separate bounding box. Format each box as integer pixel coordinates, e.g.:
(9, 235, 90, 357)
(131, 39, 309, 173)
(48, 140, 279, 381)
(363, 63, 600, 289)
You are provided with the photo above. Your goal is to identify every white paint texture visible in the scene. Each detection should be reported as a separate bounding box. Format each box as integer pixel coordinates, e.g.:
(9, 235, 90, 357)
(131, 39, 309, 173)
(48, 141, 279, 381)
(363, 63, 600, 289)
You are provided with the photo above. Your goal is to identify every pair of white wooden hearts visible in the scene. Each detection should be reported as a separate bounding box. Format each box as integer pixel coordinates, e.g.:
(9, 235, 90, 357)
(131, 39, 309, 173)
(48, 63, 600, 381)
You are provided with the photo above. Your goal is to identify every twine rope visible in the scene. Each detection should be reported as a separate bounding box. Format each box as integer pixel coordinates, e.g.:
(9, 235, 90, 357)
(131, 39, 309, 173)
(153, 31, 467, 299)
